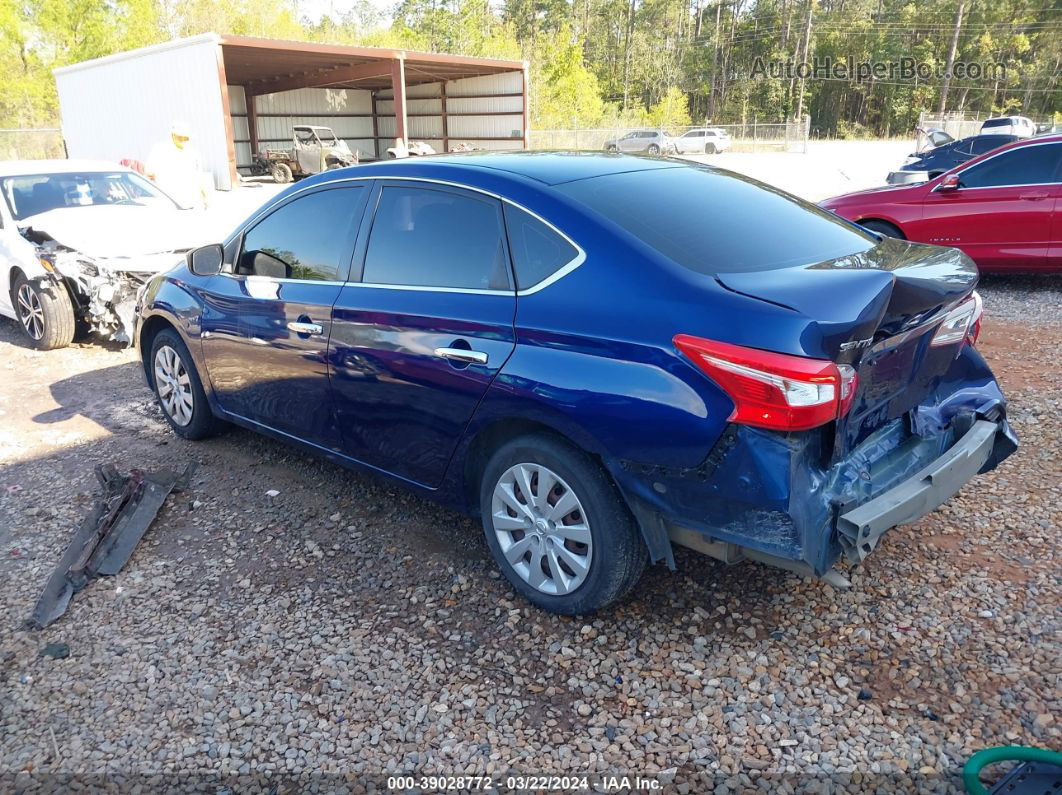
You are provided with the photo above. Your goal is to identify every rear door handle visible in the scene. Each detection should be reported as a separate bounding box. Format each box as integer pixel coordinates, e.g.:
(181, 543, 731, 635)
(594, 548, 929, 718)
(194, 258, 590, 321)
(1019, 190, 1050, 201)
(287, 321, 323, 336)
(434, 347, 488, 365)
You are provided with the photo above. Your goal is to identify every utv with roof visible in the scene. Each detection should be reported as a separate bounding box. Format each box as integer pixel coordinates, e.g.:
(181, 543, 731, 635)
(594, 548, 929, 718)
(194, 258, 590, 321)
(252, 125, 358, 184)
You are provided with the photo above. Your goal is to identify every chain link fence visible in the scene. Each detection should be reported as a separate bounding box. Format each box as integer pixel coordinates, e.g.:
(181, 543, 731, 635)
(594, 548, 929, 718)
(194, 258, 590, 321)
(529, 119, 809, 154)
(0, 129, 65, 160)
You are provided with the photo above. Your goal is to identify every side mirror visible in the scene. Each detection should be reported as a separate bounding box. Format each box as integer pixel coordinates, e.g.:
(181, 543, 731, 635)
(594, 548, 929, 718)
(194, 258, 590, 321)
(188, 244, 224, 276)
(937, 173, 961, 192)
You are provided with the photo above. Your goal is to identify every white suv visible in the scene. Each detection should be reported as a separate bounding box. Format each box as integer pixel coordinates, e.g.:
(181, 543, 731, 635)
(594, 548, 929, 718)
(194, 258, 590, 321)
(979, 116, 1036, 138)
(672, 128, 732, 155)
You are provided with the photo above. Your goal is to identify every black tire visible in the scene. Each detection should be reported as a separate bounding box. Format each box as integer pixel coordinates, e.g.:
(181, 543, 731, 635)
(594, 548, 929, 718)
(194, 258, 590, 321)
(647, 144, 661, 155)
(12, 273, 75, 350)
(270, 162, 293, 184)
(479, 434, 648, 615)
(606, 145, 619, 153)
(149, 328, 222, 440)
(859, 219, 906, 240)
(704, 142, 717, 154)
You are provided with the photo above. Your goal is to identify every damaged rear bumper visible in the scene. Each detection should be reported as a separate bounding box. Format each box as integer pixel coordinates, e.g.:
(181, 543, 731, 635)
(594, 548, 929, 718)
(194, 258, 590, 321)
(837, 418, 1007, 563)
(611, 346, 1017, 581)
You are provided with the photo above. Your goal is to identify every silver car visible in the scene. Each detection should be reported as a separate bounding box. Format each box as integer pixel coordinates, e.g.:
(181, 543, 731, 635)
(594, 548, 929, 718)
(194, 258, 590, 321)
(603, 129, 673, 155)
(672, 127, 732, 155)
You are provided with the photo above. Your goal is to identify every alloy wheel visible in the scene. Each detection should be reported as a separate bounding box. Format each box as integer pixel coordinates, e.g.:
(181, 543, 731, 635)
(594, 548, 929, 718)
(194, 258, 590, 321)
(16, 283, 44, 341)
(154, 345, 194, 426)
(490, 463, 593, 595)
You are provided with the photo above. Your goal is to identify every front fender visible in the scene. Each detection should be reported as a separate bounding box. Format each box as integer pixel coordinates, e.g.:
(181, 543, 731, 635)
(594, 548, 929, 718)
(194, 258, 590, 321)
(136, 269, 211, 394)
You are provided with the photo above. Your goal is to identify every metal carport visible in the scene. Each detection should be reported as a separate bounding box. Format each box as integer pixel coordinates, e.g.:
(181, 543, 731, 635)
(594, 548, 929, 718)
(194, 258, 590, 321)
(54, 34, 529, 190)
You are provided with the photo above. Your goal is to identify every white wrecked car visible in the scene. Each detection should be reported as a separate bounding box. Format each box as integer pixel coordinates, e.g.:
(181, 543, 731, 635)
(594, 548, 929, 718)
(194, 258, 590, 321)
(0, 159, 204, 349)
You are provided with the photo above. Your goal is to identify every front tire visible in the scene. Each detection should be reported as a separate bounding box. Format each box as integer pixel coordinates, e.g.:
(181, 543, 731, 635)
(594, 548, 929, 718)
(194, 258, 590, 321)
(704, 142, 717, 154)
(270, 162, 293, 184)
(150, 328, 222, 440)
(479, 435, 648, 615)
(859, 219, 905, 239)
(12, 273, 75, 350)
(647, 144, 660, 155)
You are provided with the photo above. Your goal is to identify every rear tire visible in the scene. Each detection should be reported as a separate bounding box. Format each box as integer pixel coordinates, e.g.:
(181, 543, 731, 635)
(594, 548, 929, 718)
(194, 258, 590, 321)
(479, 434, 648, 615)
(12, 273, 75, 350)
(270, 162, 293, 184)
(647, 144, 661, 155)
(859, 219, 905, 239)
(150, 328, 223, 440)
(704, 143, 717, 154)
(607, 145, 619, 153)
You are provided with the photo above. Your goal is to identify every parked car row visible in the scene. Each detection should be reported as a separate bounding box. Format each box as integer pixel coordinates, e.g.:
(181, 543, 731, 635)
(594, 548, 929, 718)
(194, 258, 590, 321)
(603, 128, 731, 155)
(5, 141, 1047, 614)
(824, 134, 1062, 273)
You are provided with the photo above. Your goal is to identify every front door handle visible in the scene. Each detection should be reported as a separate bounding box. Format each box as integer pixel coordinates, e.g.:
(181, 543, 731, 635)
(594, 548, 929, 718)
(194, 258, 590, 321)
(434, 347, 488, 365)
(1019, 190, 1050, 201)
(287, 321, 323, 336)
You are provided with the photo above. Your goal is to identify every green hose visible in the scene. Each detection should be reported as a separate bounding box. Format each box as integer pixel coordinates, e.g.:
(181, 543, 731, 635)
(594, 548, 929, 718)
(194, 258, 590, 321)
(963, 746, 1062, 795)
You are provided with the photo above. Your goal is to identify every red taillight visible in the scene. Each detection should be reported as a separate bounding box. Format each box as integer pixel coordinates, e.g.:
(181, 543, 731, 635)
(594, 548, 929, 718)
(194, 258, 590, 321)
(674, 335, 858, 432)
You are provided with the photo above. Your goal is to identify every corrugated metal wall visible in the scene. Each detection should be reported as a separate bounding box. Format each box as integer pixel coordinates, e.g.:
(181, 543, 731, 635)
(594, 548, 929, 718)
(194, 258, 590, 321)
(231, 86, 377, 168)
(374, 71, 525, 155)
(54, 36, 234, 189)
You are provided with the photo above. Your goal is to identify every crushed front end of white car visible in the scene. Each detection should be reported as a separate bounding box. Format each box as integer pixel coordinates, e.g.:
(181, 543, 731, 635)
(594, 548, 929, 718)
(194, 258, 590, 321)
(17, 205, 202, 345)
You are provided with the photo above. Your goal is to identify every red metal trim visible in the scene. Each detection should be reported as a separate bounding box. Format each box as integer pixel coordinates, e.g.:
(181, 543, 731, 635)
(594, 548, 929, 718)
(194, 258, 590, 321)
(215, 44, 240, 187)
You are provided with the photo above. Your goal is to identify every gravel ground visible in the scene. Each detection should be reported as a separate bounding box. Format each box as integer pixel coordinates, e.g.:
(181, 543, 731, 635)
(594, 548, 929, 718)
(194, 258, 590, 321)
(0, 278, 1058, 793)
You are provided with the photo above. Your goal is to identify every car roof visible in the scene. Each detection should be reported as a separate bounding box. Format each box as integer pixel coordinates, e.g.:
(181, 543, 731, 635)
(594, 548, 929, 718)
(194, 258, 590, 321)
(347, 151, 688, 186)
(0, 159, 133, 177)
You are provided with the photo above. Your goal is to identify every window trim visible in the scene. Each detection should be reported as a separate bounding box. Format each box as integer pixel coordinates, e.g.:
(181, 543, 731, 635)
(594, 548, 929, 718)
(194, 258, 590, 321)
(502, 202, 584, 292)
(934, 140, 1062, 192)
(224, 175, 586, 297)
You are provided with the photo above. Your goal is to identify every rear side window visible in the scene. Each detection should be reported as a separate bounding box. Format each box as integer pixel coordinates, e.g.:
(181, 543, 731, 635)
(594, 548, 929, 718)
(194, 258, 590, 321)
(959, 143, 1062, 188)
(557, 165, 876, 274)
(503, 205, 579, 290)
(362, 185, 510, 290)
(239, 187, 362, 280)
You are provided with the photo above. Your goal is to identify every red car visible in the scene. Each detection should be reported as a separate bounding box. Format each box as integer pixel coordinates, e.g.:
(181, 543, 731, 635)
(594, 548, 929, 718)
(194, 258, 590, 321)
(821, 135, 1062, 273)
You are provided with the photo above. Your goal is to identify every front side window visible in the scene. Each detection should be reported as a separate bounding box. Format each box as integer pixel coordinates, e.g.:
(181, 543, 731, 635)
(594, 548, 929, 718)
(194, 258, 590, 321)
(239, 187, 363, 281)
(1, 171, 176, 220)
(362, 186, 510, 291)
(959, 143, 1062, 188)
(503, 205, 579, 290)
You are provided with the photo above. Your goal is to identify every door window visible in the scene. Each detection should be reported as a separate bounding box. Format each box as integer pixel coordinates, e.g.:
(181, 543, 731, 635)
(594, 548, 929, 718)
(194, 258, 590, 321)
(239, 187, 363, 280)
(503, 205, 579, 290)
(959, 144, 1062, 188)
(362, 185, 510, 290)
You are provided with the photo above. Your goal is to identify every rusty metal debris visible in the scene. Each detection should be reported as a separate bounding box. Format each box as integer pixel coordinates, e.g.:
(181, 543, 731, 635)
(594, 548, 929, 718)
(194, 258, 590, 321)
(27, 462, 195, 629)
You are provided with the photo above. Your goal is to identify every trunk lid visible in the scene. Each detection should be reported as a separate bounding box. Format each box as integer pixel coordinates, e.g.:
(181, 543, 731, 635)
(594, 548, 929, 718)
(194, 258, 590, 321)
(715, 237, 978, 452)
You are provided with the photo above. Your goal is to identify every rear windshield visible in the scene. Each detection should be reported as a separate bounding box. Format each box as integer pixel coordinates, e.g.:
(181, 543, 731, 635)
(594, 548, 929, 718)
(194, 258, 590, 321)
(556, 165, 876, 273)
(981, 119, 1010, 129)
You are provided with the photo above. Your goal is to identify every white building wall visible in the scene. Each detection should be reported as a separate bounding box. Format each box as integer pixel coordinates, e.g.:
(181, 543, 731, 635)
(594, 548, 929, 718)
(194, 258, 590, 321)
(54, 34, 234, 189)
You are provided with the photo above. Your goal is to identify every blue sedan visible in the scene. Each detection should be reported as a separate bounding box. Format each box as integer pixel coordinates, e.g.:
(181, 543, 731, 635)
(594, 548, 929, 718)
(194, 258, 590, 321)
(136, 153, 1016, 614)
